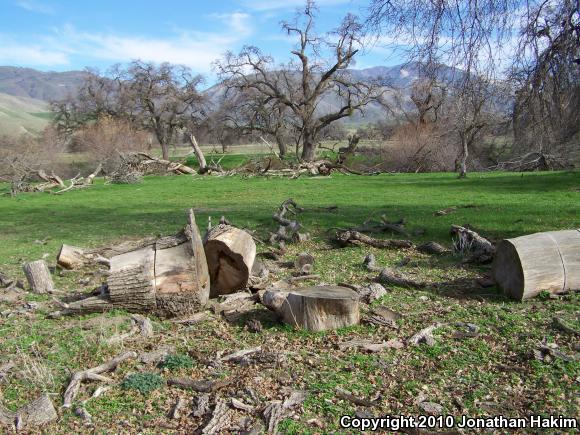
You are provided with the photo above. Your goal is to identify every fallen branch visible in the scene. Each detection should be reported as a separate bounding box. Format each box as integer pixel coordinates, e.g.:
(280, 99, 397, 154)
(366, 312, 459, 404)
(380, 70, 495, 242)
(63, 351, 137, 408)
(375, 268, 425, 288)
(336, 230, 413, 249)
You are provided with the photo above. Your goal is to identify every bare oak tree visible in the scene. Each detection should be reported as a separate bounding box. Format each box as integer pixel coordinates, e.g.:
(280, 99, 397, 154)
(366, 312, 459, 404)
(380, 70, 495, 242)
(51, 61, 206, 161)
(215, 1, 382, 161)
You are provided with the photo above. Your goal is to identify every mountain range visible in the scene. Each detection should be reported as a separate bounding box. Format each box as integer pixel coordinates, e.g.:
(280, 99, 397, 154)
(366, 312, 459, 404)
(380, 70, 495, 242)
(0, 63, 455, 136)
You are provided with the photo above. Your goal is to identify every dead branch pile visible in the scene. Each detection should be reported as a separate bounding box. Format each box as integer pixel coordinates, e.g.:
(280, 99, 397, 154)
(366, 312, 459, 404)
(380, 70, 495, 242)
(108, 152, 195, 184)
(489, 152, 573, 172)
(8, 166, 102, 196)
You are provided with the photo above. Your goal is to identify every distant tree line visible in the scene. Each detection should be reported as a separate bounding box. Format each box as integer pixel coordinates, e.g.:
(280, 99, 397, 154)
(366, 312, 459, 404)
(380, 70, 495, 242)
(32, 0, 578, 176)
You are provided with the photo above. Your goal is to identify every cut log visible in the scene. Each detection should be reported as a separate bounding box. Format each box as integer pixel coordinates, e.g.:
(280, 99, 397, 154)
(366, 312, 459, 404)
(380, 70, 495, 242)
(204, 224, 256, 297)
(492, 229, 580, 301)
(57, 244, 88, 270)
(22, 260, 54, 294)
(261, 285, 360, 331)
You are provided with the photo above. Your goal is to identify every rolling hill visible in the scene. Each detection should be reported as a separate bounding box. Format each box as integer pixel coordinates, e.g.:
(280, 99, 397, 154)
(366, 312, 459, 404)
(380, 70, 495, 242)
(0, 92, 50, 137)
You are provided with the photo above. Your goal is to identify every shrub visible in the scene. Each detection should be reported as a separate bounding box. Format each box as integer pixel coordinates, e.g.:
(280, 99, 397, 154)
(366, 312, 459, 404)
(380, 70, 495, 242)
(160, 354, 194, 371)
(121, 372, 164, 394)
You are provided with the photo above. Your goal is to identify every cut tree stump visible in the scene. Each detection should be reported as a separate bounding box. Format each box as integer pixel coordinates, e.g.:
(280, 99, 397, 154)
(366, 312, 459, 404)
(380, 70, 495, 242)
(262, 285, 360, 331)
(493, 229, 580, 300)
(22, 260, 54, 294)
(57, 245, 88, 269)
(0, 394, 57, 430)
(204, 224, 256, 297)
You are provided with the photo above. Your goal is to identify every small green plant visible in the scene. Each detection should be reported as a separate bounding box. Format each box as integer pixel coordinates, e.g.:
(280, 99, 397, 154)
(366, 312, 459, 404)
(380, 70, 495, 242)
(121, 373, 164, 394)
(160, 354, 194, 371)
(538, 290, 551, 300)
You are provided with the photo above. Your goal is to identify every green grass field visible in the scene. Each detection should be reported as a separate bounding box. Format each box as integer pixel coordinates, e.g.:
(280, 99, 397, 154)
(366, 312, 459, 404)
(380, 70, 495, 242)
(0, 171, 578, 433)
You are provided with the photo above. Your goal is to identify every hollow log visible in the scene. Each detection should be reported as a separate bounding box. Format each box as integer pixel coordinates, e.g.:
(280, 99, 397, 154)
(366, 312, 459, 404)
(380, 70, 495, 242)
(262, 285, 360, 331)
(492, 229, 580, 301)
(57, 244, 88, 270)
(204, 224, 256, 297)
(22, 260, 54, 294)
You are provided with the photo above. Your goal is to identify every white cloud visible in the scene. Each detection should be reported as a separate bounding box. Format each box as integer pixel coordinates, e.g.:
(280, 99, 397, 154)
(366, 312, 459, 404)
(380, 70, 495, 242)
(15, 0, 54, 15)
(0, 12, 254, 73)
(0, 36, 68, 66)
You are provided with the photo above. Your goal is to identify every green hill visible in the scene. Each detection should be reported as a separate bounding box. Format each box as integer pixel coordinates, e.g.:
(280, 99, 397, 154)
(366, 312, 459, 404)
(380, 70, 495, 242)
(0, 92, 50, 136)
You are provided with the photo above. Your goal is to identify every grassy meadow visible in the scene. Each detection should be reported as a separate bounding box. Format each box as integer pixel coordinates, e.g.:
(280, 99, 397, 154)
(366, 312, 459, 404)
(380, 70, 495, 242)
(0, 170, 578, 433)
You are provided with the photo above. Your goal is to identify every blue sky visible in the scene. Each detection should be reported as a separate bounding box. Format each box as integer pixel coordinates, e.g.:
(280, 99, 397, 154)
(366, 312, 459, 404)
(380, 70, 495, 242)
(0, 0, 401, 79)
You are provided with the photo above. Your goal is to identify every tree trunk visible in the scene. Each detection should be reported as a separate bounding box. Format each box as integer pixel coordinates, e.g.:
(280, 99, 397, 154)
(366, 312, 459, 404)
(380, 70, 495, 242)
(458, 134, 468, 178)
(23, 260, 54, 294)
(188, 133, 208, 173)
(261, 285, 360, 331)
(204, 224, 256, 297)
(160, 142, 169, 161)
(275, 135, 287, 158)
(301, 140, 317, 162)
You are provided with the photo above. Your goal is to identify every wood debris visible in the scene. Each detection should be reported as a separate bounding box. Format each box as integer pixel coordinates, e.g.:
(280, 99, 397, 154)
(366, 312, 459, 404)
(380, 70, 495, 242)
(450, 225, 495, 263)
(63, 351, 137, 408)
(0, 394, 57, 430)
(167, 377, 233, 392)
(408, 323, 444, 346)
(105, 314, 153, 345)
(202, 398, 231, 434)
(336, 230, 413, 249)
(375, 268, 425, 288)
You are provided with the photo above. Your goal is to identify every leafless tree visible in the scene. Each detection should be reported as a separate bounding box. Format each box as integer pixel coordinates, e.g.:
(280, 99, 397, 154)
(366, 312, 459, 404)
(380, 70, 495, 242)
(51, 61, 206, 160)
(511, 0, 580, 155)
(223, 89, 297, 157)
(215, 1, 383, 161)
(367, 0, 579, 171)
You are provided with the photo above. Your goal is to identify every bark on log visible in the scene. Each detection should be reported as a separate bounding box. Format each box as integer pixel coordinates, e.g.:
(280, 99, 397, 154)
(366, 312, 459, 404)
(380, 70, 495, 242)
(57, 244, 88, 270)
(262, 285, 360, 331)
(493, 229, 580, 301)
(22, 260, 54, 294)
(204, 224, 256, 297)
(108, 246, 157, 312)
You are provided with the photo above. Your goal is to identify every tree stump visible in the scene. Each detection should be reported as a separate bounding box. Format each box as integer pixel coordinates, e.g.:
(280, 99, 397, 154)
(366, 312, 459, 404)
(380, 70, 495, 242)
(204, 224, 256, 297)
(22, 260, 54, 294)
(493, 229, 580, 300)
(262, 285, 360, 331)
(57, 244, 88, 269)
